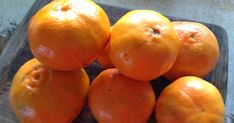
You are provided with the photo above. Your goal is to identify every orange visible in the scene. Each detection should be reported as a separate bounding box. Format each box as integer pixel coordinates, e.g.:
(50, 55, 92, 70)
(164, 21, 220, 80)
(9, 58, 90, 123)
(109, 10, 179, 81)
(97, 27, 114, 69)
(97, 42, 114, 69)
(88, 68, 155, 123)
(28, 0, 110, 71)
(155, 76, 225, 123)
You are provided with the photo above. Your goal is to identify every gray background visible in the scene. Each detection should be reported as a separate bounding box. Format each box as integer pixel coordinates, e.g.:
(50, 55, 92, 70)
(0, 0, 233, 122)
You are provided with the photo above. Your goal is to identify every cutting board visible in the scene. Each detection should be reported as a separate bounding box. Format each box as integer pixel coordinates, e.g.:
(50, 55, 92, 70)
(0, 0, 228, 122)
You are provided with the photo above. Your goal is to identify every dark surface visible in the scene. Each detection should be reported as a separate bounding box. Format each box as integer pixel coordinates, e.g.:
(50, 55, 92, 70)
(0, 0, 228, 123)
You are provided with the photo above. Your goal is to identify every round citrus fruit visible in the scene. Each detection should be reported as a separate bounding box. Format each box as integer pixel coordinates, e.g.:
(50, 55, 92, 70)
(88, 68, 155, 123)
(156, 76, 225, 123)
(97, 42, 114, 69)
(28, 0, 110, 71)
(9, 58, 90, 123)
(164, 21, 220, 80)
(109, 10, 179, 81)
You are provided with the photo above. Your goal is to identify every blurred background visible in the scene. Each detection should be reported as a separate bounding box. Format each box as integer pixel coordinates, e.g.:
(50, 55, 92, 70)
(0, 0, 233, 122)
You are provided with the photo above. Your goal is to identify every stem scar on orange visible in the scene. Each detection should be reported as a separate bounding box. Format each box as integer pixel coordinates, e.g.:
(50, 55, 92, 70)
(28, 0, 110, 71)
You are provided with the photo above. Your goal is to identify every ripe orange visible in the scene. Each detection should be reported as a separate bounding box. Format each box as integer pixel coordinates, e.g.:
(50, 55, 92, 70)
(88, 68, 155, 123)
(9, 58, 90, 123)
(156, 76, 225, 123)
(28, 0, 110, 71)
(109, 10, 179, 81)
(164, 21, 220, 80)
(97, 27, 114, 69)
(97, 42, 114, 69)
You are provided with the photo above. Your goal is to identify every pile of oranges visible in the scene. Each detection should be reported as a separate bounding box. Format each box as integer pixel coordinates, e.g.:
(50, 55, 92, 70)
(9, 0, 225, 123)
